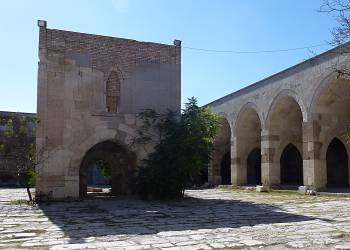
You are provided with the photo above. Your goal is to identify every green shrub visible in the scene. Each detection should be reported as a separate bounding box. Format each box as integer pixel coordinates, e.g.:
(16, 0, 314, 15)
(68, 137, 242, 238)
(136, 97, 220, 200)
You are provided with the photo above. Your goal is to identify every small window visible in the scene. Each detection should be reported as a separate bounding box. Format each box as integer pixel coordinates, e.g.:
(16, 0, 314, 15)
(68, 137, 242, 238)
(106, 71, 120, 113)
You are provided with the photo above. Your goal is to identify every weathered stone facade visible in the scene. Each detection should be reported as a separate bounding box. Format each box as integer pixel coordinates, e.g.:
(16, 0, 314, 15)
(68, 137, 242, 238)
(208, 44, 350, 191)
(0, 111, 35, 186)
(36, 21, 181, 199)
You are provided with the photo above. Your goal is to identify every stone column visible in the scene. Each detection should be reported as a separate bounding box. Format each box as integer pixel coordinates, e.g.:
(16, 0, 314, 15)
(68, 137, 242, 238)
(231, 137, 246, 186)
(302, 120, 326, 190)
(261, 130, 280, 187)
(208, 151, 222, 186)
(208, 162, 221, 185)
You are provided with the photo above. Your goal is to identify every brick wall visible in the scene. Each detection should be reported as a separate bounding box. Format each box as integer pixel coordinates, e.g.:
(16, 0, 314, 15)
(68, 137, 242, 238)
(39, 26, 181, 81)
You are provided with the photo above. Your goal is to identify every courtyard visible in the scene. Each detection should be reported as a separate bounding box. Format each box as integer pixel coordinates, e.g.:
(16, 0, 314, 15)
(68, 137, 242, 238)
(0, 188, 349, 249)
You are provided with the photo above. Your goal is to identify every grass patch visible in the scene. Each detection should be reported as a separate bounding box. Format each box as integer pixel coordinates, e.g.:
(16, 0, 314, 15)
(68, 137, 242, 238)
(24, 229, 47, 234)
(9, 199, 29, 205)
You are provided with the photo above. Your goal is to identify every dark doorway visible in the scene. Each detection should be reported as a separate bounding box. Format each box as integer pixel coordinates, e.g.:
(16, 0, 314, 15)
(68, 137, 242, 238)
(220, 151, 231, 185)
(247, 148, 261, 185)
(280, 144, 303, 185)
(79, 141, 135, 197)
(327, 138, 348, 187)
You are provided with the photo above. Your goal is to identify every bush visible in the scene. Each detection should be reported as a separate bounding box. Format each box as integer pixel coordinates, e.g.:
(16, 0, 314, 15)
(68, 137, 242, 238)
(136, 97, 220, 200)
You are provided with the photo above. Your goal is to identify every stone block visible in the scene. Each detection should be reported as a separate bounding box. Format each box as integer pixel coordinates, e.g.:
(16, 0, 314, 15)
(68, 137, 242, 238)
(298, 185, 316, 195)
(298, 185, 308, 194)
(256, 185, 269, 192)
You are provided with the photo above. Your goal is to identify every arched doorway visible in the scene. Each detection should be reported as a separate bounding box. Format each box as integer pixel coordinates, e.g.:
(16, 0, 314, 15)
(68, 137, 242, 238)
(267, 94, 304, 186)
(280, 144, 303, 185)
(247, 148, 261, 185)
(79, 140, 135, 197)
(234, 104, 261, 186)
(210, 117, 231, 185)
(310, 76, 350, 189)
(327, 138, 348, 187)
(220, 151, 231, 184)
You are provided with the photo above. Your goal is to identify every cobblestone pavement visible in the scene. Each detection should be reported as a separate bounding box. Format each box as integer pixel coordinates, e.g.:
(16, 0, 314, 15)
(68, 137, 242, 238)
(1, 188, 350, 249)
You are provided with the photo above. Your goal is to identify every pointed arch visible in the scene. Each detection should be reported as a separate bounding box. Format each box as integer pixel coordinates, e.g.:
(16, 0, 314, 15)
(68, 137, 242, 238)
(280, 143, 303, 185)
(247, 147, 261, 185)
(234, 102, 262, 136)
(79, 140, 136, 197)
(232, 102, 262, 186)
(309, 71, 338, 116)
(265, 89, 307, 128)
(326, 137, 349, 187)
(210, 114, 232, 185)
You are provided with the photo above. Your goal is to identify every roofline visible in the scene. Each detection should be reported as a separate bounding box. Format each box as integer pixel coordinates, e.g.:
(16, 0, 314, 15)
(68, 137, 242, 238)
(205, 42, 350, 107)
(46, 27, 179, 48)
(0, 111, 36, 117)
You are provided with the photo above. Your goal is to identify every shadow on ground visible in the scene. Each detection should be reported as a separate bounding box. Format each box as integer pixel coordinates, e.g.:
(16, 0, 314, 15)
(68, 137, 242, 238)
(38, 192, 324, 244)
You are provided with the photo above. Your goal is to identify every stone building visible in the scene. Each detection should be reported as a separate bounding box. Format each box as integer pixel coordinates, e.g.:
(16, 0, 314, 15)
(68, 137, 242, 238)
(0, 111, 35, 186)
(36, 21, 181, 199)
(208, 44, 350, 191)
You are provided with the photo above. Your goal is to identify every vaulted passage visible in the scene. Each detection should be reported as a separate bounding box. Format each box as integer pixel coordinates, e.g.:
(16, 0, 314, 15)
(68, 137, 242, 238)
(327, 138, 348, 187)
(280, 144, 303, 185)
(220, 151, 231, 185)
(311, 77, 350, 189)
(211, 118, 231, 185)
(247, 148, 261, 185)
(79, 141, 135, 197)
(234, 105, 261, 186)
(267, 95, 303, 186)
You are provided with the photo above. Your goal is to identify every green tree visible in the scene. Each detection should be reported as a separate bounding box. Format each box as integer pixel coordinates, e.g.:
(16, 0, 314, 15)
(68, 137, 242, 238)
(136, 97, 221, 200)
(0, 115, 36, 201)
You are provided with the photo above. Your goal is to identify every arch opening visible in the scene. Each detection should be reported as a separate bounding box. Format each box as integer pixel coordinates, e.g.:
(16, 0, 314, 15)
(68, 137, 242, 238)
(311, 77, 350, 189)
(326, 138, 349, 187)
(280, 144, 303, 185)
(247, 148, 261, 185)
(220, 151, 231, 185)
(235, 105, 261, 186)
(268, 95, 303, 186)
(79, 140, 135, 197)
(211, 117, 231, 185)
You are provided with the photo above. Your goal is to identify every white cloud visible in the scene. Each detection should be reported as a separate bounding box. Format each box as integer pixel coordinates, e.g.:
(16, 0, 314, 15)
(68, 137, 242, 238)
(111, 0, 129, 13)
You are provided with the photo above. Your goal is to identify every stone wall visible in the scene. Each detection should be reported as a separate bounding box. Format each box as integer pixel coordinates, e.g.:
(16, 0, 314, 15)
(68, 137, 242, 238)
(36, 21, 181, 198)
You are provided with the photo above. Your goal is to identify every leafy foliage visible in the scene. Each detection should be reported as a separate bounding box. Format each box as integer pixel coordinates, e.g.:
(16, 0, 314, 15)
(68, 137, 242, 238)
(136, 97, 221, 200)
(95, 159, 112, 180)
(0, 115, 36, 187)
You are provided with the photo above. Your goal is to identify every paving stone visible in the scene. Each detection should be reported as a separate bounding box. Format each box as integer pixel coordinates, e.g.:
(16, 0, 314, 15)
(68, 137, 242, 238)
(335, 244, 350, 250)
(1, 188, 350, 249)
(239, 239, 265, 246)
(12, 232, 36, 238)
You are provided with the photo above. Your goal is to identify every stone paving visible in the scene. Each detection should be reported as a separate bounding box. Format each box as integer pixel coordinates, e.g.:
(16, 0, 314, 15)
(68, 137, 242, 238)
(1, 188, 350, 249)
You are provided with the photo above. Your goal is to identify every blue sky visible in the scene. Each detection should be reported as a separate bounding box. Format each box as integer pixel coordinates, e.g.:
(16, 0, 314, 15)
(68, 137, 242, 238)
(0, 0, 338, 113)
